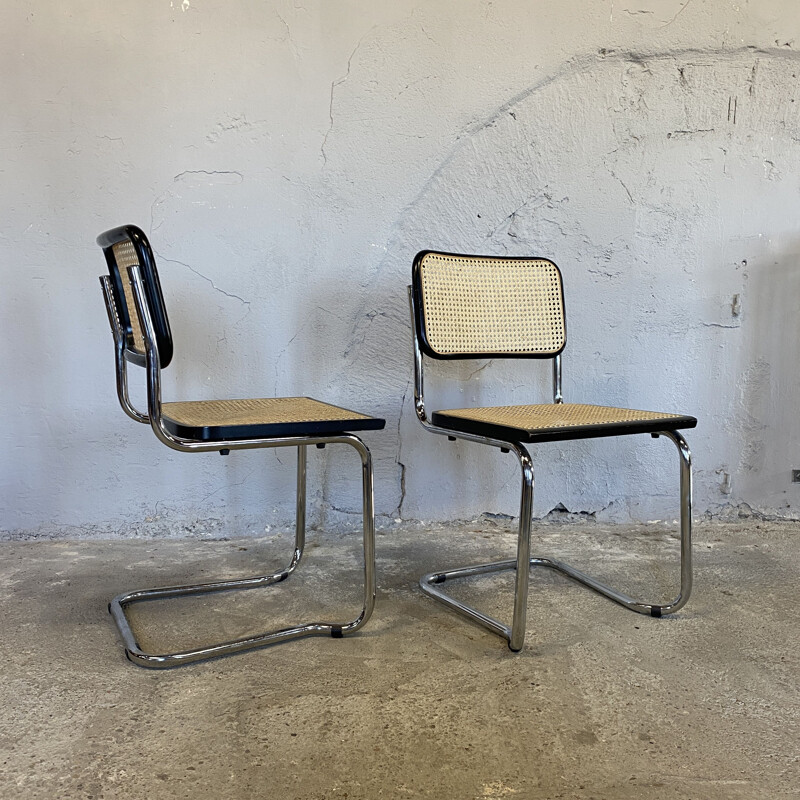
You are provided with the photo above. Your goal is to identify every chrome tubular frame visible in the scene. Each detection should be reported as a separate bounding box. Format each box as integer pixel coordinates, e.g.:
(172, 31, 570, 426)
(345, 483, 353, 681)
(408, 288, 692, 652)
(552, 354, 563, 405)
(100, 269, 376, 668)
(100, 277, 149, 424)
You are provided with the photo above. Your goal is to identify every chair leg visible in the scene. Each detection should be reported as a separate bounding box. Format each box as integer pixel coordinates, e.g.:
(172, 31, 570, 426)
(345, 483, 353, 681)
(109, 435, 376, 668)
(292, 444, 307, 572)
(509, 449, 534, 651)
(419, 430, 693, 651)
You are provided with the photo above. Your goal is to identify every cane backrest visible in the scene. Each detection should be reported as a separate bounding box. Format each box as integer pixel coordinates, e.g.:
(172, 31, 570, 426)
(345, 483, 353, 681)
(412, 251, 566, 360)
(98, 225, 174, 368)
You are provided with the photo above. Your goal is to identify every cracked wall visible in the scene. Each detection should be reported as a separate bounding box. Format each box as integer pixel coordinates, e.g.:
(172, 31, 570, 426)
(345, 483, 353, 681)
(382, 47, 800, 523)
(3, 1, 800, 537)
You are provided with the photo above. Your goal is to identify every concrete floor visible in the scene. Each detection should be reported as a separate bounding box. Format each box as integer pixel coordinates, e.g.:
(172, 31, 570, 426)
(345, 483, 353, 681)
(0, 519, 798, 799)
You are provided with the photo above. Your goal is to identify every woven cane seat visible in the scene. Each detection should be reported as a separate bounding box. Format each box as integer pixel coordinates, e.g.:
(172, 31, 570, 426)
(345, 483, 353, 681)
(162, 397, 385, 441)
(432, 403, 697, 444)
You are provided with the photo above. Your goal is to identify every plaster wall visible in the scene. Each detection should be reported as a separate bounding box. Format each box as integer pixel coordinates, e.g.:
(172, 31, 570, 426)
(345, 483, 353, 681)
(3, 1, 800, 537)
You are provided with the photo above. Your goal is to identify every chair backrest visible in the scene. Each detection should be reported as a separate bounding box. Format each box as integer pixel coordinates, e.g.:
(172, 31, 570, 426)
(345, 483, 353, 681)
(411, 251, 567, 360)
(97, 225, 174, 368)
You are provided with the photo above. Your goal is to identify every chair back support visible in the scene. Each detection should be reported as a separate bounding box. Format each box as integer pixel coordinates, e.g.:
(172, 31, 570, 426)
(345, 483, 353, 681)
(412, 251, 566, 360)
(97, 225, 174, 368)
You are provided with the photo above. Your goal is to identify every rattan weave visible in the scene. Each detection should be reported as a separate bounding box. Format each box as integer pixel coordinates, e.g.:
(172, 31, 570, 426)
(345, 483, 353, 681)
(162, 397, 374, 428)
(436, 403, 685, 431)
(112, 240, 146, 354)
(418, 253, 565, 356)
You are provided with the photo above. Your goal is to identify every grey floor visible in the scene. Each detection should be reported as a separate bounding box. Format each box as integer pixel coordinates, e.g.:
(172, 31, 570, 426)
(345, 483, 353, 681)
(1, 519, 797, 799)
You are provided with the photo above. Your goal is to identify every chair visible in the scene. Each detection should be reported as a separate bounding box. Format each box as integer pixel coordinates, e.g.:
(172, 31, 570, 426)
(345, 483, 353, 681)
(408, 251, 695, 652)
(96, 224, 385, 668)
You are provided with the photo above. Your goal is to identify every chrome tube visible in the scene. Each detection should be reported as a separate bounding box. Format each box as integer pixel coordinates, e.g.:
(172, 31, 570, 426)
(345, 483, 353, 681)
(337, 435, 377, 635)
(407, 286, 427, 423)
(509, 446, 534, 651)
(100, 276, 148, 424)
(419, 562, 514, 640)
(419, 430, 694, 651)
(127, 266, 165, 436)
(131, 266, 368, 452)
(657, 429, 693, 614)
(129, 266, 318, 454)
(111, 268, 378, 667)
(108, 434, 377, 668)
(420, 441, 535, 649)
(552, 354, 563, 404)
(293, 444, 307, 571)
(407, 286, 520, 452)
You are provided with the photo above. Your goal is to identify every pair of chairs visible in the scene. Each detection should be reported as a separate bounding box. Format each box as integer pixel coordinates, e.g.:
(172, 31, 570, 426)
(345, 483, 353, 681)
(98, 225, 695, 668)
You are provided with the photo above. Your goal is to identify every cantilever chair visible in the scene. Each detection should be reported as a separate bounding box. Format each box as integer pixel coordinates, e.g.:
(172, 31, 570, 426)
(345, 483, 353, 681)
(408, 251, 696, 652)
(96, 224, 385, 668)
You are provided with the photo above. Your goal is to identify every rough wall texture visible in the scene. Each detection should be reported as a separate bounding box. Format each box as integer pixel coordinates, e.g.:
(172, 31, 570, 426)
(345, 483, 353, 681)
(3, 1, 800, 537)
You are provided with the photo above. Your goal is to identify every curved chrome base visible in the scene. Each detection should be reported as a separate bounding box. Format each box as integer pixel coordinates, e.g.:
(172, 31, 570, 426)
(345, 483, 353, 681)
(109, 437, 376, 668)
(419, 430, 692, 652)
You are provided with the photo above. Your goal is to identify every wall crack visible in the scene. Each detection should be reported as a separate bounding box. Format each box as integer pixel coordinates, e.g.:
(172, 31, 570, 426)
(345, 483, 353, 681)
(173, 169, 244, 183)
(660, 0, 696, 29)
(158, 255, 252, 307)
(321, 29, 375, 166)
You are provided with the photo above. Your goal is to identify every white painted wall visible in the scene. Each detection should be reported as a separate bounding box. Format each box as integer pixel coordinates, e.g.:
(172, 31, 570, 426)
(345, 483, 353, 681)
(3, 1, 800, 537)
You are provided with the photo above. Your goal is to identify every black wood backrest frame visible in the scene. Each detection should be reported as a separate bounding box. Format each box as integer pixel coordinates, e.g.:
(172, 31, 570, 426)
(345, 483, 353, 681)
(411, 249, 568, 361)
(97, 224, 174, 369)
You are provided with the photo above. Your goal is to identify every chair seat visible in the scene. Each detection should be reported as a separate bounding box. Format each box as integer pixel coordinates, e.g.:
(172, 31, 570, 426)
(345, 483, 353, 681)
(432, 402, 697, 444)
(162, 396, 386, 441)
